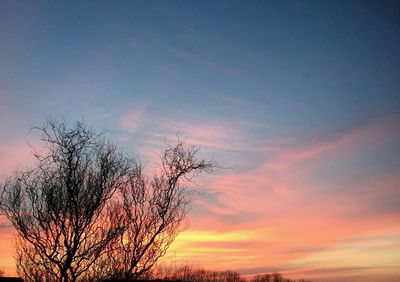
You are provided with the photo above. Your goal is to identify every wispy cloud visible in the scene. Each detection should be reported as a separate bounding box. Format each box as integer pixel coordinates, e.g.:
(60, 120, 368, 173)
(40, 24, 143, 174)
(168, 116, 400, 279)
(117, 108, 257, 158)
(118, 104, 149, 133)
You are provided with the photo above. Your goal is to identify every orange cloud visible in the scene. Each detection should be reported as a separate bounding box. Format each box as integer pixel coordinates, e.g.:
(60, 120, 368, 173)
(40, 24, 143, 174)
(0, 216, 15, 276)
(167, 116, 400, 279)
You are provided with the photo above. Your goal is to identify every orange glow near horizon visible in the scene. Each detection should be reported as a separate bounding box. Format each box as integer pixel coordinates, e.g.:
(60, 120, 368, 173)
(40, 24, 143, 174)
(1, 117, 400, 281)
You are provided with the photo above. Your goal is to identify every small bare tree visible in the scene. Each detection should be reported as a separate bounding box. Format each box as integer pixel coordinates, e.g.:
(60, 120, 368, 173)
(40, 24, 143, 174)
(0, 119, 132, 282)
(97, 141, 214, 280)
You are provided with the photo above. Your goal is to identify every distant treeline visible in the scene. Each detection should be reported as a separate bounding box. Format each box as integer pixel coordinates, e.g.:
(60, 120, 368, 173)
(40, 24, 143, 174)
(145, 265, 311, 282)
(0, 265, 311, 282)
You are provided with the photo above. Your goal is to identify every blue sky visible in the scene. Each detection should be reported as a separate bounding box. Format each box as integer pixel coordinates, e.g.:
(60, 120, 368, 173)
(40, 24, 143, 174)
(2, 0, 399, 133)
(1, 1, 400, 281)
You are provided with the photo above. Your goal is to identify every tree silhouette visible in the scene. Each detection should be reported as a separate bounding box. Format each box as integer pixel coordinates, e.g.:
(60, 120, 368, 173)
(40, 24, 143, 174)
(96, 141, 214, 279)
(1, 119, 132, 281)
(0, 118, 214, 281)
(153, 265, 312, 282)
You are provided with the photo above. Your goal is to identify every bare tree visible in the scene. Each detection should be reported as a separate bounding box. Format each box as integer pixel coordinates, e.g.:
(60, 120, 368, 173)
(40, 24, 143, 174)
(0, 119, 132, 282)
(0, 119, 215, 281)
(97, 140, 214, 280)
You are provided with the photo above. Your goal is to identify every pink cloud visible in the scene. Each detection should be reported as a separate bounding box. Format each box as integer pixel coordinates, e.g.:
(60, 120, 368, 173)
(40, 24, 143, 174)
(154, 119, 249, 152)
(0, 142, 35, 178)
(176, 116, 400, 278)
(118, 109, 145, 132)
(273, 115, 400, 167)
(118, 105, 256, 152)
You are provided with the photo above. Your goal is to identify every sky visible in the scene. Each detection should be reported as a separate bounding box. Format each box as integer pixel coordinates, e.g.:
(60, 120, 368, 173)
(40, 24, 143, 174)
(0, 0, 400, 281)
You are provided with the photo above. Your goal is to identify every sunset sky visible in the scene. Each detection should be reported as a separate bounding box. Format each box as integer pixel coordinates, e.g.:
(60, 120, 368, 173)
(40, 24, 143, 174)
(1, 1, 400, 281)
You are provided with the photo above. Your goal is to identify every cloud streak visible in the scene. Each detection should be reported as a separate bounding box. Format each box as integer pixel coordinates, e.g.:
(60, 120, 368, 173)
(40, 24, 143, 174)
(166, 116, 400, 280)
